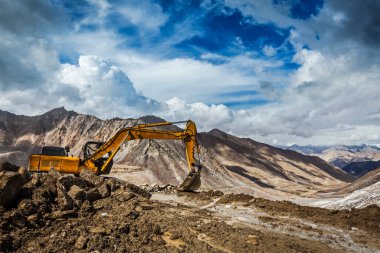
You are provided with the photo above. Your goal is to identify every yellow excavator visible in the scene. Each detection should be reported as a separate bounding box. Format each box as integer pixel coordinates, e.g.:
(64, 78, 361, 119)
(28, 120, 202, 191)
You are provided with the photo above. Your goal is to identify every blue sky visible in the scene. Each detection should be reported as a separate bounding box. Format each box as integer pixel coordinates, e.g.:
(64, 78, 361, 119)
(0, 0, 380, 145)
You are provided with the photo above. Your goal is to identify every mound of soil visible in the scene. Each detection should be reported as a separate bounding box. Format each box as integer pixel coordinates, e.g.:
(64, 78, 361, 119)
(217, 193, 380, 234)
(0, 165, 154, 252)
(217, 193, 255, 204)
(1, 162, 378, 252)
(178, 190, 224, 202)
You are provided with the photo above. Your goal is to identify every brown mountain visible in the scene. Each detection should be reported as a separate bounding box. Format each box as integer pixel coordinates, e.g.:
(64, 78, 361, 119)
(0, 107, 354, 200)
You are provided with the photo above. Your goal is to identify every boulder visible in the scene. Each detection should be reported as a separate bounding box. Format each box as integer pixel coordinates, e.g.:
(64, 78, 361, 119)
(56, 183, 75, 210)
(0, 162, 19, 172)
(68, 185, 86, 204)
(0, 171, 29, 206)
(79, 168, 104, 186)
(125, 184, 151, 199)
(59, 176, 90, 191)
(106, 178, 118, 191)
(85, 188, 102, 202)
(98, 183, 110, 198)
(79, 200, 95, 217)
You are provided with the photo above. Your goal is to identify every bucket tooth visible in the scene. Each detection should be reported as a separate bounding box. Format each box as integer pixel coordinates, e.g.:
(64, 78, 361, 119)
(177, 171, 201, 192)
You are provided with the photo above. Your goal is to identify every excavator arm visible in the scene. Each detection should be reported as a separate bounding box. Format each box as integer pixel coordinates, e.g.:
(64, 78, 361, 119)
(82, 120, 202, 191)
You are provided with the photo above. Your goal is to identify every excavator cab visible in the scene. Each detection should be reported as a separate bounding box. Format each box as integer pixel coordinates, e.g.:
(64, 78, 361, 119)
(82, 141, 113, 174)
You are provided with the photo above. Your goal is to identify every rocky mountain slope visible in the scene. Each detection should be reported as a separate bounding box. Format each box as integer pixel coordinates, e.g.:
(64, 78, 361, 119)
(284, 144, 380, 168)
(342, 160, 380, 178)
(337, 167, 380, 194)
(0, 108, 353, 200)
(313, 182, 380, 210)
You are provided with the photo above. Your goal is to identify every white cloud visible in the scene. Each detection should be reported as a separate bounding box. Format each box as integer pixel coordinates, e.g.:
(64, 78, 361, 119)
(118, 1, 167, 32)
(1, 0, 380, 146)
(163, 97, 234, 128)
(55, 55, 161, 118)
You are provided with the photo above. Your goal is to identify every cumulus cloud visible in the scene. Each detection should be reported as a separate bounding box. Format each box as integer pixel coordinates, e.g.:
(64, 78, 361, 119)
(1, 0, 380, 146)
(57, 55, 161, 117)
(163, 97, 234, 128)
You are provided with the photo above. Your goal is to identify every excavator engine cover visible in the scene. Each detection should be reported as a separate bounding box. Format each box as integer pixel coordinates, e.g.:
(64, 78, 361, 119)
(178, 170, 201, 191)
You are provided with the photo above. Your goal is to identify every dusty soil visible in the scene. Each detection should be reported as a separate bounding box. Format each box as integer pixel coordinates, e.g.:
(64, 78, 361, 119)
(217, 193, 380, 234)
(0, 163, 379, 253)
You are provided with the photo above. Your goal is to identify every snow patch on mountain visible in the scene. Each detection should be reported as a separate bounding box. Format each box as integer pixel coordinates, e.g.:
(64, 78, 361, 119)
(313, 182, 380, 209)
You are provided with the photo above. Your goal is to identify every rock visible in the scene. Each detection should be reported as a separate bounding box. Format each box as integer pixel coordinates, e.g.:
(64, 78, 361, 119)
(79, 168, 104, 186)
(18, 199, 38, 216)
(0, 171, 29, 206)
(26, 214, 39, 225)
(106, 177, 118, 192)
(125, 184, 151, 199)
(32, 187, 53, 203)
(39, 175, 58, 197)
(59, 175, 90, 191)
(0, 162, 19, 172)
(18, 167, 31, 181)
(75, 235, 88, 249)
(130, 210, 140, 219)
(140, 204, 154, 210)
(68, 185, 86, 203)
(56, 183, 75, 210)
(50, 210, 77, 219)
(150, 184, 160, 192)
(118, 223, 130, 234)
(86, 188, 102, 202)
(115, 191, 136, 202)
(79, 200, 95, 217)
(48, 168, 61, 178)
(98, 183, 110, 198)
(27, 174, 42, 188)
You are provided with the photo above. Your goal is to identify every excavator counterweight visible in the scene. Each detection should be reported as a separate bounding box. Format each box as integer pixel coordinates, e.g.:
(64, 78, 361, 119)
(28, 120, 202, 191)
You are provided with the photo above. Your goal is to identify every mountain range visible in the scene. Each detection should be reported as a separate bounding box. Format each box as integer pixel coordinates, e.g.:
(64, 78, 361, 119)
(283, 144, 380, 168)
(0, 107, 358, 201)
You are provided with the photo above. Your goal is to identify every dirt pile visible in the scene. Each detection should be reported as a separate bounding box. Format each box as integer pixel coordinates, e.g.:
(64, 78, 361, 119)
(217, 193, 255, 204)
(1, 162, 379, 252)
(215, 193, 380, 234)
(0, 164, 154, 252)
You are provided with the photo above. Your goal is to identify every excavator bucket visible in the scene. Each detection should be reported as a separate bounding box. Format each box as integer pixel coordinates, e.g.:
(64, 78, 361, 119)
(177, 170, 201, 191)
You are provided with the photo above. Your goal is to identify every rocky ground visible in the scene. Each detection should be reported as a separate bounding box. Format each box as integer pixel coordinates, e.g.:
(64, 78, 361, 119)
(0, 163, 379, 253)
